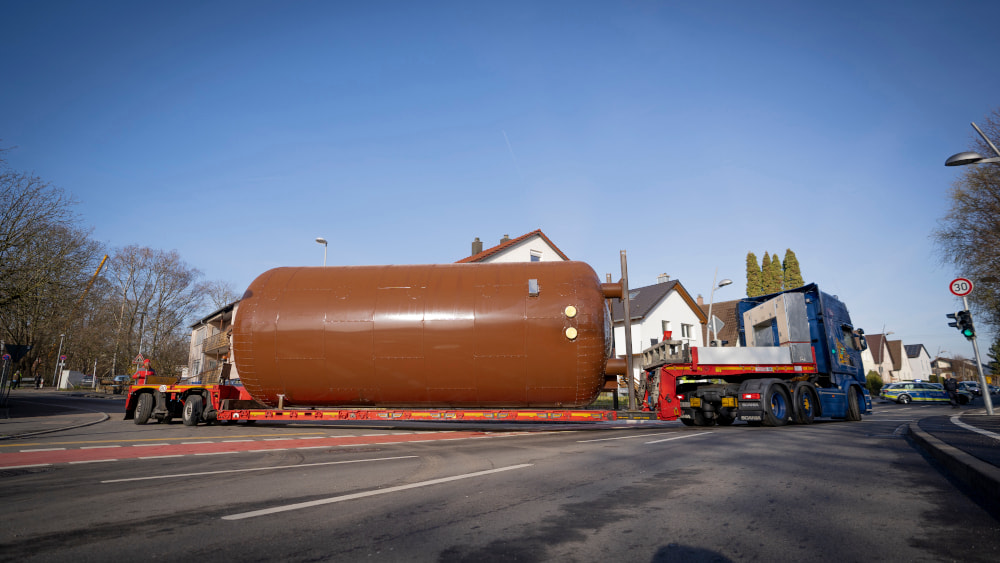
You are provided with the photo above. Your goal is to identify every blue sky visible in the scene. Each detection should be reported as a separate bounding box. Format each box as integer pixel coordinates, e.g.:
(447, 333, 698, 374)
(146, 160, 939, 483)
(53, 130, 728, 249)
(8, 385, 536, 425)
(3, 0, 999, 360)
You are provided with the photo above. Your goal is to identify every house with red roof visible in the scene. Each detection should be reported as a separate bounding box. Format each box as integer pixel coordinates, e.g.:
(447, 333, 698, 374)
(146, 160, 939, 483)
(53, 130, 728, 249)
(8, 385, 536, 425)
(457, 230, 569, 263)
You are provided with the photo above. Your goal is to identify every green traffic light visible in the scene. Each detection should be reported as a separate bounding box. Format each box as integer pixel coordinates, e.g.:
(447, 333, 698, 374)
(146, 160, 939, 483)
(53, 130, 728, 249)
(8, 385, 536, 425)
(963, 328, 974, 337)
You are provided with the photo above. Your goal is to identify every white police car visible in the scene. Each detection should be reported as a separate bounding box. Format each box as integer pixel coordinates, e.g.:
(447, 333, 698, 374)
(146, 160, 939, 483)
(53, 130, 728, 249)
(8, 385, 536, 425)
(880, 381, 971, 405)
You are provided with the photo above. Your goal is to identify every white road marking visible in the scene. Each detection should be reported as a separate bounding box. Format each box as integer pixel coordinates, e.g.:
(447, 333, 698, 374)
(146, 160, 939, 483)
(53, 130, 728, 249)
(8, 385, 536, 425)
(222, 440, 253, 443)
(139, 455, 185, 460)
(3, 464, 52, 469)
(81, 445, 122, 449)
(20, 448, 66, 452)
(951, 416, 1000, 441)
(295, 446, 329, 450)
(222, 463, 533, 521)
(297, 436, 325, 440)
(577, 433, 664, 443)
(645, 431, 715, 444)
(195, 451, 239, 456)
(102, 455, 419, 484)
(181, 441, 213, 445)
(70, 459, 117, 464)
(133, 443, 170, 447)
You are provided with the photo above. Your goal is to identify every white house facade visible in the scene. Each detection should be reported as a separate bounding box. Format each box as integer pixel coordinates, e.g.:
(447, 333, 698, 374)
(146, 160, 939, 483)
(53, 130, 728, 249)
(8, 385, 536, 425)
(611, 279, 707, 387)
(905, 344, 933, 381)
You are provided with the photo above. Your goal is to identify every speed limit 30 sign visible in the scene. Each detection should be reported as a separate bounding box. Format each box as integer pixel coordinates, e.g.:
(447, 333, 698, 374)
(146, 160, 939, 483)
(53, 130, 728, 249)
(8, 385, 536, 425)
(950, 278, 973, 297)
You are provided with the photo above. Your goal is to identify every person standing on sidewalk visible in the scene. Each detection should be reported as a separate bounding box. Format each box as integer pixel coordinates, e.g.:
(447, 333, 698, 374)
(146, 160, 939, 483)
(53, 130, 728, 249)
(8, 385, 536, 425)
(943, 374, 960, 408)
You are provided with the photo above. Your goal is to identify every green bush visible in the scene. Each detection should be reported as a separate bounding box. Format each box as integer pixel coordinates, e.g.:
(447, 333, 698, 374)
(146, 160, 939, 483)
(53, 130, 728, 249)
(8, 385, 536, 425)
(866, 370, 883, 395)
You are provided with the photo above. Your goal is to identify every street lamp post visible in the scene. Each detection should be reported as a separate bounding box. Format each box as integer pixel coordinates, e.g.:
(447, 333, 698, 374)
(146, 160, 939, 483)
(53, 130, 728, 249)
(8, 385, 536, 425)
(945, 124, 999, 415)
(52, 333, 65, 388)
(706, 271, 732, 347)
(945, 122, 1000, 166)
(316, 237, 328, 267)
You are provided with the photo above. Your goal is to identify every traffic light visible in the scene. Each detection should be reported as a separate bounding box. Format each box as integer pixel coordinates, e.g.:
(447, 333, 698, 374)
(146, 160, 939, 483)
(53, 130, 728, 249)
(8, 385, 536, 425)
(958, 310, 975, 339)
(947, 310, 976, 339)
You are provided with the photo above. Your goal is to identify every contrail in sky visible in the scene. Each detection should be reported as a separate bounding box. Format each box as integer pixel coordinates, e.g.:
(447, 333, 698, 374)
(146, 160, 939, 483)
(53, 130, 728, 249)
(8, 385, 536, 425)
(502, 129, 525, 181)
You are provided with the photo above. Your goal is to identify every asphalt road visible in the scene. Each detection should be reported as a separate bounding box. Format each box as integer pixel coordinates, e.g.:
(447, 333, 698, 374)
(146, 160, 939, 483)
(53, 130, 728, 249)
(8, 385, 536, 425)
(1, 397, 999, 562)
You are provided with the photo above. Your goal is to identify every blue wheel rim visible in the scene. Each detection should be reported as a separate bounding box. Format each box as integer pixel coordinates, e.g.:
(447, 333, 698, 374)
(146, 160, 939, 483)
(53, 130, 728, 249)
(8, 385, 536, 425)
(771, 390, 787, 419)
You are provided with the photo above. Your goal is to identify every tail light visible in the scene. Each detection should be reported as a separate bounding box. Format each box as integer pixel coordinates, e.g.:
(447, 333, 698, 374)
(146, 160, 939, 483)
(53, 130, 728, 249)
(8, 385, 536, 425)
(677, 393, 686, 400)
(742, 393, 760, 400)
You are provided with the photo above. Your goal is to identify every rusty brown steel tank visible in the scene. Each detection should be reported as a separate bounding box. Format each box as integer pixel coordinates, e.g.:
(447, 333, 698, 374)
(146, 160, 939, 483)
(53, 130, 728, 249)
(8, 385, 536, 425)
(232, 261, 617, 408)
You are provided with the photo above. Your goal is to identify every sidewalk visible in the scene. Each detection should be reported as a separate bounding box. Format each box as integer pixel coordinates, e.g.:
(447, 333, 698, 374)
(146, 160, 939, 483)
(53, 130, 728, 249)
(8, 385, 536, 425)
(909, 398, 1000, 510)
(0, 388, 119, 439)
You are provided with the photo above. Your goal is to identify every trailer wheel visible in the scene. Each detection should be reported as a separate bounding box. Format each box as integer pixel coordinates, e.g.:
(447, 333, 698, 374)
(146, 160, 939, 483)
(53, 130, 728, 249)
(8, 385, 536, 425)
(793, 385, 817, 424)
(762, 384, 791, 427)
(183, 395, 203, 426)
(691, 409, 713, 426)
(133, 393, 153, 425)
(716, 412, 736, 426)
(846, 387, 862, 421)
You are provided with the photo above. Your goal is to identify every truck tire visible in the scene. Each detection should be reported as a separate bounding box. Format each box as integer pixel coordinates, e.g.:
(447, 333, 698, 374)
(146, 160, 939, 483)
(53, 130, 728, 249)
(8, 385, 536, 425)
(846, 388, 862, 421)
(793, 385, 817, 425)
(762, 384, 791, 427)
(133, 393, 153, 425)
(183, 395, 203, 426)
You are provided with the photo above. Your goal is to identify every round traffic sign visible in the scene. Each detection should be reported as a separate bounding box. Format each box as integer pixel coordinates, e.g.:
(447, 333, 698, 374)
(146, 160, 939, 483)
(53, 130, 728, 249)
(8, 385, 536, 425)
(950, 278, 973, 296)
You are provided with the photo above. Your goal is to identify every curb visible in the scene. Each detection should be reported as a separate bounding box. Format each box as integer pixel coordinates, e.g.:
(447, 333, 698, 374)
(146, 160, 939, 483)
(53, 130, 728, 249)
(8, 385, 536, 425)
(908, 420, 1000, 508)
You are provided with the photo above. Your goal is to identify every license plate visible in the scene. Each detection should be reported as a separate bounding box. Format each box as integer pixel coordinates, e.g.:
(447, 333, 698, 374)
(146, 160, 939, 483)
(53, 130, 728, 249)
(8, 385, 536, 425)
(690, 397, 702, 407)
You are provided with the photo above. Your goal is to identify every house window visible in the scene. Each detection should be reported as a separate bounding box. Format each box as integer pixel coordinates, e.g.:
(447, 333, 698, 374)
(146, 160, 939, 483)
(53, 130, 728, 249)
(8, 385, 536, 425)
(530, 250, 542, 262)
(681, 324, 692, 338)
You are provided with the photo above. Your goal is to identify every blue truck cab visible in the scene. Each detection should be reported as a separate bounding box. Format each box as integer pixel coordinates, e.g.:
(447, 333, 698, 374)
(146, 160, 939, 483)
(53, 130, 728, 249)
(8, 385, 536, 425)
(735, 283, 872, 423)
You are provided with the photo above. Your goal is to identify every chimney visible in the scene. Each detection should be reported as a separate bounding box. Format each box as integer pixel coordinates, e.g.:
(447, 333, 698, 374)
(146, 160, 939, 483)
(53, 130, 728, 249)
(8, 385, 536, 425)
(471, 237, 483, 256)
(500, 234, 510, 244)
(697, 294, 704, 307)
(657, 273, 670, 284)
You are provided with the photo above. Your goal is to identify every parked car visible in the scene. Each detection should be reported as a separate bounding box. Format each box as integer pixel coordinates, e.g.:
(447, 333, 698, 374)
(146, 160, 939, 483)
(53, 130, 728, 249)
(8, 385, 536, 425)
(957, 381, 981, 396)
(880, 382, 970, 405)
(80, 375, 95, 387)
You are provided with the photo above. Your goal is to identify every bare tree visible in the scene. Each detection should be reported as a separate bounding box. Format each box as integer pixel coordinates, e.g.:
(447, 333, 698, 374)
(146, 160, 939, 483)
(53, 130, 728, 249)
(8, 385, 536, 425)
(104, 245, 206, 378)
(934, 109, 1000, 330)
(0, 158, 107, 382)
(203, 280, 242, 310)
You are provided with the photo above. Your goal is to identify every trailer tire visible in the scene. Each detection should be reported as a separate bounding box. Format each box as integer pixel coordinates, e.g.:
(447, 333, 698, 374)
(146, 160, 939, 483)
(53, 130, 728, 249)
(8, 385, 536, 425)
(716, 412, 736, 426)
(183, 395, 203, 426)
(133, 393, 153, 425)
(691, 409, 713, 426)
(846, 387, 862, 421)
(762, 384, 791, 427)
(793, 385, 818, 425)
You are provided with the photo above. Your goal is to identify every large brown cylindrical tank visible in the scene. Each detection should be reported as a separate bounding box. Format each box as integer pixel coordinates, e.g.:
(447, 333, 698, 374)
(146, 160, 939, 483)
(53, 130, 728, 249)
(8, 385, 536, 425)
(232, 261, 613, 408)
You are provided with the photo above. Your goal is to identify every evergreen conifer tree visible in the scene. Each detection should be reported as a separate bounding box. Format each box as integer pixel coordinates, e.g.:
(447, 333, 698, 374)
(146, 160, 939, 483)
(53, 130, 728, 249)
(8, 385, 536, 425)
(745, 252, 762, 297)
(783, 249, 804, 289)
(988, 337, 1000, 376)
(770, 253, 783, 293)
(761, 252, 773, 294)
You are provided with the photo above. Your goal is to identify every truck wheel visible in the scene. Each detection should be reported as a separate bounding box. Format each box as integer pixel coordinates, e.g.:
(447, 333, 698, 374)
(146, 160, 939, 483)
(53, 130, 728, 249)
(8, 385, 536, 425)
(846, 388, 862, 421)
(183, 395, 203, 426)
(762, 384, 791, 427)
(680, 418, 695, 427)
(133, 393, 153, 425)
(793, 385, 817, 424)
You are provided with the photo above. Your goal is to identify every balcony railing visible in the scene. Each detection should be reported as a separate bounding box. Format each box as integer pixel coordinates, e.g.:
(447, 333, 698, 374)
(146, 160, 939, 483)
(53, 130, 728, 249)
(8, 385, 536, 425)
(203, 331, 230, 354)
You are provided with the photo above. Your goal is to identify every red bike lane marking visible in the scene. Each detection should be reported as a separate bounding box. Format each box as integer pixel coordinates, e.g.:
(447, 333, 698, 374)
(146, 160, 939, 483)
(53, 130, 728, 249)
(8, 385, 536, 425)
(0, 431, 505, 468)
